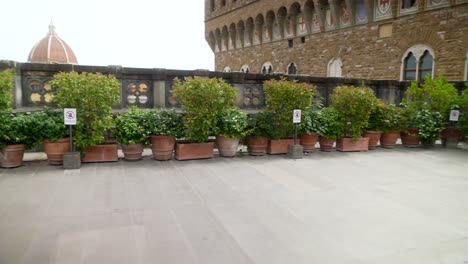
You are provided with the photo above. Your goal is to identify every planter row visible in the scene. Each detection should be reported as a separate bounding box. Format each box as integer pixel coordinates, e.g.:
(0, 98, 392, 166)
(1, 131, 463, 168)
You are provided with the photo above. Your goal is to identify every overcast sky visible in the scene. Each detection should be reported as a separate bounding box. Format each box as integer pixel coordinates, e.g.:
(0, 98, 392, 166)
(0, 0, 214, 70)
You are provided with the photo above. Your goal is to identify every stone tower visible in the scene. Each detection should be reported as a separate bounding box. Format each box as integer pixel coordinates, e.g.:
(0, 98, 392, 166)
(205, 0, 468, 81)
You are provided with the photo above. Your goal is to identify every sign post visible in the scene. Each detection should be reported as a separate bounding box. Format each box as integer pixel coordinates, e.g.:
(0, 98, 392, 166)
(289, 109, 303, 159)
(64, 108, 77, 152)
(293, 109, 302, 145)
(446, 106, 460, 148)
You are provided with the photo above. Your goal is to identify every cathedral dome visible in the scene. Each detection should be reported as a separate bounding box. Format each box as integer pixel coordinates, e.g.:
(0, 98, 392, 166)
(28, 22, 78, 64)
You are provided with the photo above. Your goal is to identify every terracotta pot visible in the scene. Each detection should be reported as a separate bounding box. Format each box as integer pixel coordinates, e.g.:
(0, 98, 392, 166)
(319, 137, 335, 152)
(0, 144, 26, 168)
(401, 128, 420, 147)
(267, 139, 296, 154)
(300, 133, 318, 153)
(44, 138, 71, 165)
(82, 143, 119, 163)
(336, 137, 369, 152)
(216, 135, 239, 157)
(363, 130, 382, 150)
(380, 130, 400, 149)
(175, 142, 214, 161)
(150, 135, 176, 161)
(121, 143, 144, 161)
(440, 127, 463, 147)
(246, 136, 268, 156)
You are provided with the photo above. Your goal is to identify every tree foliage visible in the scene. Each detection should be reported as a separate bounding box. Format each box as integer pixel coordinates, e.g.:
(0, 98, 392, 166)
(173, 77, 236, 143)
(331, 86, 378, 140)
(0, 68, 15, 111)
(263, 78, 317, 139)
(51, 72, 120, 150)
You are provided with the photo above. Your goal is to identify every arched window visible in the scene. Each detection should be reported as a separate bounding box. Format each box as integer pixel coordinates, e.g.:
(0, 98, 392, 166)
(403, 52, 417, 80)
(261, 62, 273, 74)
(223, 66, 231, 72)
(327, 58, 342, 77)
(287, 63, 297, 75)
(240, 65, 250, 73)
(401, 45, 435, 81)
(419, 51, 433, 81)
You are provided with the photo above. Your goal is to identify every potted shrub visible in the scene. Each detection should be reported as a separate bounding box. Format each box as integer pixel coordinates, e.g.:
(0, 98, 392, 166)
(263, 78, 316, 154)
(114, 107, 149, 161)
(331, 86, 378, 152)
(146, 109, 185, 161)
(379, 104, 406, 148)
(215, 107, 248, 157)
(454, 87, 468, 142)
(316, 107, 345, 152)
(299, 107, 320, 152)
(399, 106, 421, 147)
(51, 72, 120, 162)
(403, 75, 459, 145)
(33, 109, 70, 165)
(0, 68, 14, 111)
(245, 112, 276, 156)
(173, 77, 236, 160)
(413, 109, 443, 147)
(0, 69, 41, 168)
(364, 100, 385, 150)
(0, 112, 41, 168)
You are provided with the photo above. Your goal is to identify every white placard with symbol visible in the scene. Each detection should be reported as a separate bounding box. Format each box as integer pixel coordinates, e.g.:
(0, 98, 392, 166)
(293, 109, 302, 123)
(64, 108, 77, 125)
(449, 110, 459, 121)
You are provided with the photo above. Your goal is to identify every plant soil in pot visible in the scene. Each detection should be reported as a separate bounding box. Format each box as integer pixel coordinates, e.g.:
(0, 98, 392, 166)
(44, 138, 71, 165)
(0, 144, 25, 168)
(336, 137, 369, 152)
(401, 128, 420, 147)
(246, 136, 268, 156)
(380, 130, 400, 148)
(319, 137, 335, 152)
(175, 142, 214, 161)
(216, 136, 239, 157)
(363, 131, 382, 150)
(150, 135, 176, 161)
(121, 143, 144, 161)
(300, 133, 318, 152)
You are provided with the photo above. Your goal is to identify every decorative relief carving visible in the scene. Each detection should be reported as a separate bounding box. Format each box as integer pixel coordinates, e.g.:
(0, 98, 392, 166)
(22, 76, 54, 106)
(123, 80, 152, 107)
(241, 84, 264, 109)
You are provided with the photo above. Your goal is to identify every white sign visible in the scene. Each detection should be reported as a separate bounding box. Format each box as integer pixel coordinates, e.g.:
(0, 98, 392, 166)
(449, 110, 459, 121)
(64, 108, 77, 125)
(293, 109, 302, 123)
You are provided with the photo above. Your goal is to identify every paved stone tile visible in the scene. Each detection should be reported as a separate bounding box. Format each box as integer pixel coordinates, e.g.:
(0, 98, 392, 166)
(0, 147, 467, 264)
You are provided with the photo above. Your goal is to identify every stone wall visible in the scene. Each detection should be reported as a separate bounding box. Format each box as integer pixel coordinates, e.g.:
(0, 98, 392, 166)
(205, 0, 468, 81)
(0, 61, 465, 112)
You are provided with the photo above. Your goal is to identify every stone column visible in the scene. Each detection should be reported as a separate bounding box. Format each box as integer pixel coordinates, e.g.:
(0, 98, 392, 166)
(236, 25, 244, 48)
(345, 0, 356, 25)
(313, 0, 327, 32)
(329, 0, 341, 30)
(364, 0, 375, 22)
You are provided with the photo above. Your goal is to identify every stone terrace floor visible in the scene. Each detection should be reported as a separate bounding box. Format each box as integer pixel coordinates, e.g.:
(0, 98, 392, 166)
(1, 146, 468, 264)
